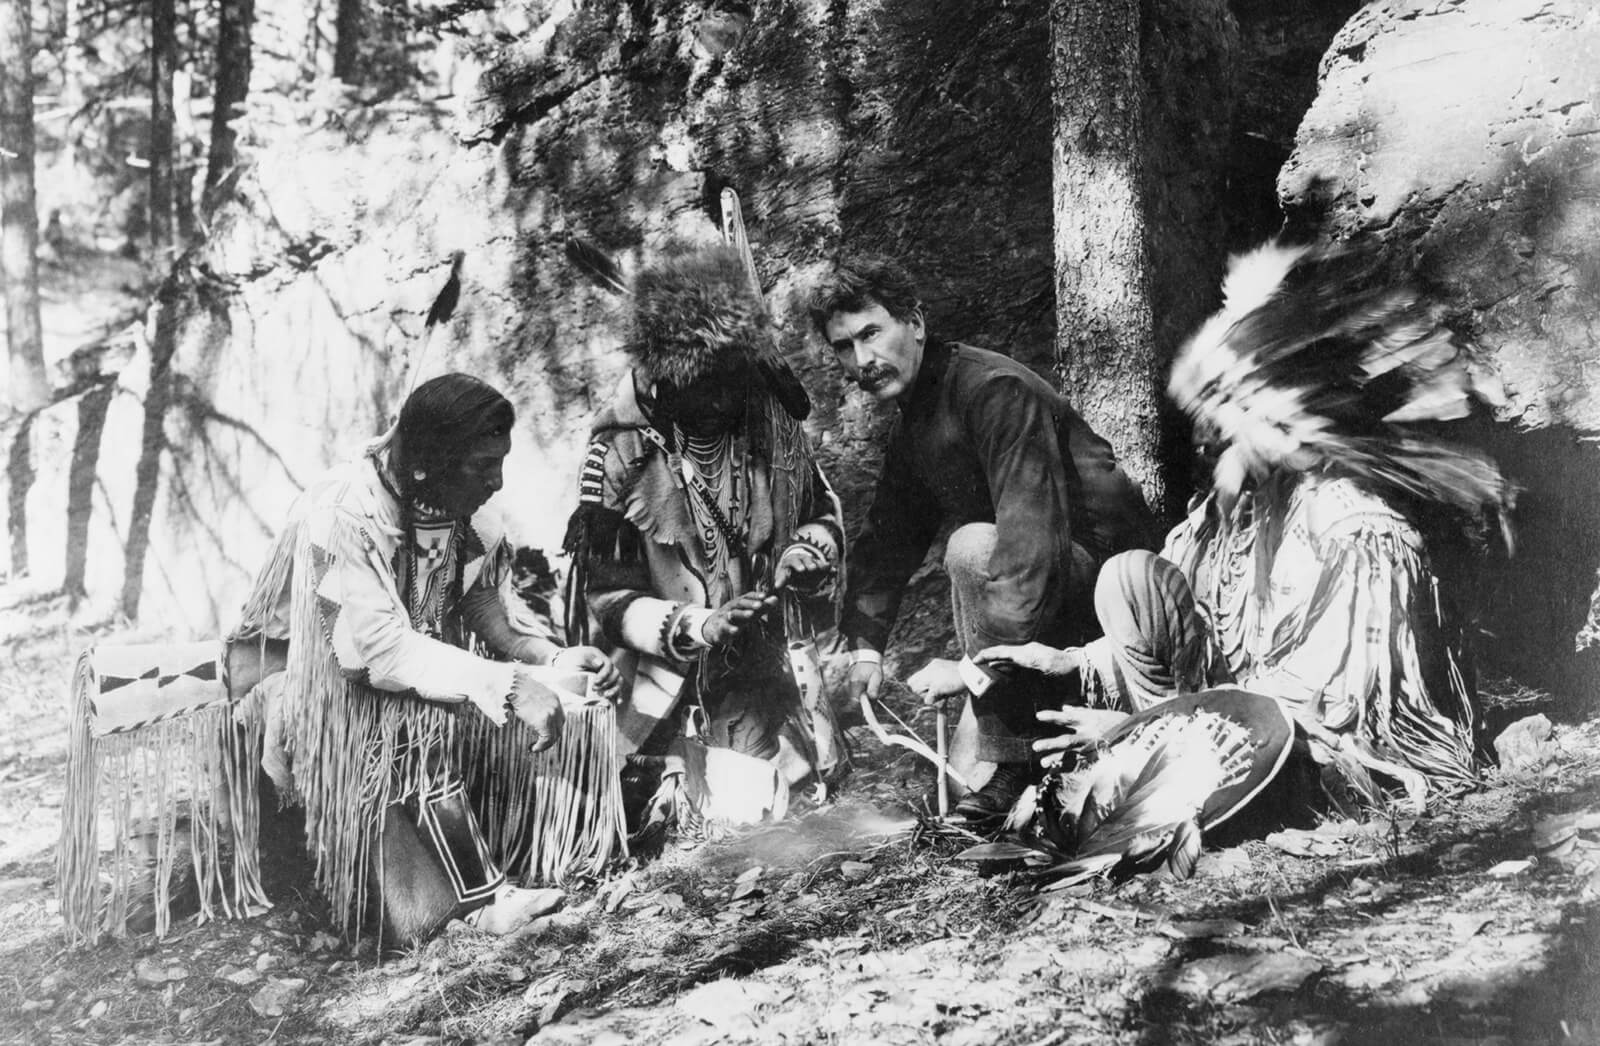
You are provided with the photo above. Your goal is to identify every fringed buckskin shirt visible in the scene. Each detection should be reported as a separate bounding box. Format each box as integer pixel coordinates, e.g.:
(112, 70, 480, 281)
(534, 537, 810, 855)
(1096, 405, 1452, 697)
(1166, 473, 1481, 787)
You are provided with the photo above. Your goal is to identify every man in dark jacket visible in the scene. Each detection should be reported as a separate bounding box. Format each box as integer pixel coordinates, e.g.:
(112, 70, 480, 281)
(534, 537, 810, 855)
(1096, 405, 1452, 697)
(807, 256, 1156, 820)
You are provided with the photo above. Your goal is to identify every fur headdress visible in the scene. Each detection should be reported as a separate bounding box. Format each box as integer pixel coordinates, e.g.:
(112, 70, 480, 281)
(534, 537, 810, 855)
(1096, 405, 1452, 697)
(1168, 239, 1514, 534)
(626, 247, 770, 392)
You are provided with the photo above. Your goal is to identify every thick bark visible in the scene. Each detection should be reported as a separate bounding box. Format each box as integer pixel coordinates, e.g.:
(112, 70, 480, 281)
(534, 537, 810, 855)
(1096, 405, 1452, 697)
(0, 0, 52, 414)
(333, 0, 361, 85)
(205, 0, 255, 202)
(1050, 0, 1162, 511)
(149, 0, 177, 255)
(1050, 0, 1235, 519)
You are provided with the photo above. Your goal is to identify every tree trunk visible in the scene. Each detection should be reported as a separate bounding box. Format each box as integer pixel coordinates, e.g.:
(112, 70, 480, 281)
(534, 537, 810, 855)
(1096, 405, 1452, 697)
(174, 68, 197, 242)
(1050, 0, 1162, 512)
(333, 0, 361, 85)
(205, 0, 255, 204)
(1050, 0, 1236, 520)
(121, 284, 179, 620)
(149, 0, 177, 256)
(0, 0, 53, 414)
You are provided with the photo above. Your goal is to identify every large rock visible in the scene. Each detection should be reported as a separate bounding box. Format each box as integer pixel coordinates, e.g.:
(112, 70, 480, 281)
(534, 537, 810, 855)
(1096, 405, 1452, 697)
(1279, 0, 1600, 692)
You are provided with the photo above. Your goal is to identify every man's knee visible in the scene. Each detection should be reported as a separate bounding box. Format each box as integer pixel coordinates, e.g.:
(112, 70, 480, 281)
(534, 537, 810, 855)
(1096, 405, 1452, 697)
(944, 523, 998, 582)
(1094, 548, 1164, 612)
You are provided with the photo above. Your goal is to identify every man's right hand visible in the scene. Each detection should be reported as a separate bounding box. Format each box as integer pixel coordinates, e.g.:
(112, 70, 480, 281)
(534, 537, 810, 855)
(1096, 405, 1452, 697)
(841, 659, 884, 704)
(1032, 706, 1128, 767)
(509, 667, 566, 753)
(701, 591, 778, 647)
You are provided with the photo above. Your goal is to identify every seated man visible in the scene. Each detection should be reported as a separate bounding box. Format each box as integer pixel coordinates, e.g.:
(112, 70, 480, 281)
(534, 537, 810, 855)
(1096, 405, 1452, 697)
(563, 247, 843, 821)
(229, 372, 619, 941)
(982, 468, 1485, 803)
(807, 254, 1157, 821)
(981, 240, 1511, 808)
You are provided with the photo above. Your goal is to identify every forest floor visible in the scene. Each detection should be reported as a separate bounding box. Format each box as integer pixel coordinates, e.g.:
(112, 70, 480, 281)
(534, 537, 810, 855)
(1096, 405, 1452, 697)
(2, 595, 1600, 1046)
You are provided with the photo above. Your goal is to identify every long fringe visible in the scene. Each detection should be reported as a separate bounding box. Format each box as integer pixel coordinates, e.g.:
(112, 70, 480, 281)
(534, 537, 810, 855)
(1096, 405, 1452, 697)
(59, 648, 267, 945)
(281, 528, 458, 938)
(456, 702, 628, 885)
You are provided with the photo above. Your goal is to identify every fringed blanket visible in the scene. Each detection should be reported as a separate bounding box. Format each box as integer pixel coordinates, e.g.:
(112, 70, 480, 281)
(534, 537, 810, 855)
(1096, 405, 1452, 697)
(59, 642, 267, 944)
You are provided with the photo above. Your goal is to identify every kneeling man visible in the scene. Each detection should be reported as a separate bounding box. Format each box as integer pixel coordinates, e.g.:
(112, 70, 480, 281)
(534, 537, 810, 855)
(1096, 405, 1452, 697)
(807, 256, 1156, 821)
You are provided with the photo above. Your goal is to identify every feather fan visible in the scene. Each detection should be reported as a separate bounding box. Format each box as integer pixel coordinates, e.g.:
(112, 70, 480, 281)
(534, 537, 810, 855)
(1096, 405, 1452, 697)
(1038, 693, 1290, 886)
(1169, 240, 1513, 530)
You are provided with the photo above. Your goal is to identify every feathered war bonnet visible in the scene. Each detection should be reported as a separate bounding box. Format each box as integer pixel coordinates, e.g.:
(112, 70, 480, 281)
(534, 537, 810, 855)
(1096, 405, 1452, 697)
(1167, 239, 1514, 542)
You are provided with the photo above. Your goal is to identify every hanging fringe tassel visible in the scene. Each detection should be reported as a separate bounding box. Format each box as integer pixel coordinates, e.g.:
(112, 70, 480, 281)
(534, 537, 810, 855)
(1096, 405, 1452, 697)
(58, 644, 268, 945)
(276, 528, 461, 938)
(457, 700, 628, 885)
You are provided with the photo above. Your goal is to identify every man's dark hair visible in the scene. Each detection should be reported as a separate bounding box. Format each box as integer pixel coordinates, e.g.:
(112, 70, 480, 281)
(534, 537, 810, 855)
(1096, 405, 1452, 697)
(805, 255, 922, 337)
(393, 373, 514, 501)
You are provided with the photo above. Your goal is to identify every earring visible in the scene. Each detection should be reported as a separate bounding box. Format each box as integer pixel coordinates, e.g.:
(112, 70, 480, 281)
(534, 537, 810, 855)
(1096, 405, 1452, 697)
(413, 469, 427, 482)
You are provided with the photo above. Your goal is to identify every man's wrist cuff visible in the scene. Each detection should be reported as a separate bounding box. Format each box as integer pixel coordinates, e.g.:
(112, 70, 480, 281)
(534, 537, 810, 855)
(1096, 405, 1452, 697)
(958, 656, 997, 697)
(850, 649, 883, 667)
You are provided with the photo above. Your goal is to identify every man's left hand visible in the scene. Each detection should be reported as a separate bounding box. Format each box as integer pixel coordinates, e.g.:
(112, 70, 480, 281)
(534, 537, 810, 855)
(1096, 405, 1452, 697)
(773, 543, 831, 592)
(551, 645, 622, 702)
(906, 657, 967, 706)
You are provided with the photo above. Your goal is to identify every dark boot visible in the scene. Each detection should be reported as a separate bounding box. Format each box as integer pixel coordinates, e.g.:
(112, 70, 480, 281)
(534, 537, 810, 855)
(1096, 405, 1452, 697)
(952, 762, 1032, 823)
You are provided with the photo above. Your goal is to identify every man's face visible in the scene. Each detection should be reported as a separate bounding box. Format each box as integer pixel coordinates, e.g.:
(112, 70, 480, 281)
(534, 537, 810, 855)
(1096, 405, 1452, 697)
(429, 432, 510, 518)
(823, 301, 926, 404)
(662, 377, 746, 438)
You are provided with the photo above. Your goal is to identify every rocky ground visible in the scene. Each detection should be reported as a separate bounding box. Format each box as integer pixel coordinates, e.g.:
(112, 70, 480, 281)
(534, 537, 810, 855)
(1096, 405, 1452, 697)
(1, 595, 1599, 1046)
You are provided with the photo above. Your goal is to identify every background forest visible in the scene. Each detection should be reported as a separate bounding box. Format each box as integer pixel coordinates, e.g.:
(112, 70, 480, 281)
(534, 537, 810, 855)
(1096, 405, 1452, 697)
(7, 0, 1600, 706)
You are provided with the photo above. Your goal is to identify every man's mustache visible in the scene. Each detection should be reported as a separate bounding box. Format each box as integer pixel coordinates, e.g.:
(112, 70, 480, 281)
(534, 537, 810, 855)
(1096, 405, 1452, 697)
(856, 364, 896, 389)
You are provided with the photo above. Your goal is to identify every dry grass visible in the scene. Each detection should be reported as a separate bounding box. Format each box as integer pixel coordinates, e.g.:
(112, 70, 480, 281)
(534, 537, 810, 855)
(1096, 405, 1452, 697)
(3, 608, 1600, 1045)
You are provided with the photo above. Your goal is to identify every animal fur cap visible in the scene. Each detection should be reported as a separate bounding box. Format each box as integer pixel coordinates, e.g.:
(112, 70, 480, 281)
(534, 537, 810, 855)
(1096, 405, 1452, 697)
(626, 246, 769, 390)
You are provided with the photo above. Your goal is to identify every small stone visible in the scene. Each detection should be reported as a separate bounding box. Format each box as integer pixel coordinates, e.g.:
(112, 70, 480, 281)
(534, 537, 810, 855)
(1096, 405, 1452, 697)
(248, 977, 308, 1018)
(134, 959, 170, 986)
(255, 952, 278, 972)
(1495, 715, 1555, 771)
(88, 1000, 108, 1019)
(307, 931, 341, 953)
(226, 968, 263, 987)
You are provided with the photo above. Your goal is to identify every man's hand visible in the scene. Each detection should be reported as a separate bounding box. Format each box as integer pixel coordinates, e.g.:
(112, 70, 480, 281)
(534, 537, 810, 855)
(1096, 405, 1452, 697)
(906, 657, 968, 706)
(975, 642, 1082, 678)
(701, 592, 778, 647)
(509, 667, 566, 753)
(772, 542, 831, 592)
(840, 659, 884, 704)
(1032, 706, 1129, 767)
(550, 645, 622, 702)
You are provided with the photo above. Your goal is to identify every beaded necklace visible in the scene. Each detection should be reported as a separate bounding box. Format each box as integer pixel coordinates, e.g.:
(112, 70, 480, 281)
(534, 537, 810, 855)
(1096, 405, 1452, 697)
(679, 427, 750, 583)
(371, 452, 460, 639)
